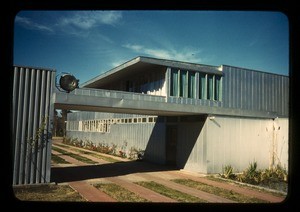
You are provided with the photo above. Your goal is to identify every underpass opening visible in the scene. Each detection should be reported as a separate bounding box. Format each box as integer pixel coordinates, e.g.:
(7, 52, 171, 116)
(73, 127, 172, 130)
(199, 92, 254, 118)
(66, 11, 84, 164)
(51, 106, 208, 184)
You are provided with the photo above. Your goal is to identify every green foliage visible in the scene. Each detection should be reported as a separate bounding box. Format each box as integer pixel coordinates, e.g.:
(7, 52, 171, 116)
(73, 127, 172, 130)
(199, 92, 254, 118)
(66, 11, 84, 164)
(94, 183, 148, 202)
(62, 136, 144, 160)
(260, 164, 288, 184)
(128, 147, 145, 160)
(136, 181, 206, 202)
(172, 178, 267, 203)
(13, 184, 86, 201)
(239, 161, 260, 185)
(27, 116, 49, 150)
(51, 153, 71, 164)
(219, 165, 236, 180)
(220, 161, 288, 190)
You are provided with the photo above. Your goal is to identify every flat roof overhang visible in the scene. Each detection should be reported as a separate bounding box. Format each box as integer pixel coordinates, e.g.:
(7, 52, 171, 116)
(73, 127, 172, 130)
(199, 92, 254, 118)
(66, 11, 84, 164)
(53, 88, 278, 118)
(81, 56, 222, 88)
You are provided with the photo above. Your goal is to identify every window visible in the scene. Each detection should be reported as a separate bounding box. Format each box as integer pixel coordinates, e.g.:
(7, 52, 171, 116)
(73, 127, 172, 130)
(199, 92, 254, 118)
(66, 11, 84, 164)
(170, 68, 222, 101)
(215, 75, 222, 101)
(99, 123, 103, 132)
(188, 72, 196, 98)
(199, 73, 206, 99)
(179, 70, 187, 97)
(78, 121, 82, 131)
(126, 80, 133, 92)
(170, 69, 179, 96)
(207, 75, 214, 100)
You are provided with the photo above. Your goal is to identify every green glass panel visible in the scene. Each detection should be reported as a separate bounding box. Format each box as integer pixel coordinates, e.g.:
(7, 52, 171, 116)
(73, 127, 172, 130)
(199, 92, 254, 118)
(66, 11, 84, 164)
(188, 72, 196, 98)
(199, 73, 206, 99)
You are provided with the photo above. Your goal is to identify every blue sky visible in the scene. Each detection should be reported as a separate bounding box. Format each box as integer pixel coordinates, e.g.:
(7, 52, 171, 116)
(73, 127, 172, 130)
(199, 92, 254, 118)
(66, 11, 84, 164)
(14, 10, 289, 85)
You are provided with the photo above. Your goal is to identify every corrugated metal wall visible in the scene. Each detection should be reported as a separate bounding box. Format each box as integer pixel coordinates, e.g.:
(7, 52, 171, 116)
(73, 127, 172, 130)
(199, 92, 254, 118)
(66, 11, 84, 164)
(67, 112, 166, 164)
(177, 121, 207, 173)
(67, 112, 288, 174)
(12, 66, 55, 185)
(205, 116, 288, 174)
(178, 116, 288, 174)
(222, 66, 289, 117)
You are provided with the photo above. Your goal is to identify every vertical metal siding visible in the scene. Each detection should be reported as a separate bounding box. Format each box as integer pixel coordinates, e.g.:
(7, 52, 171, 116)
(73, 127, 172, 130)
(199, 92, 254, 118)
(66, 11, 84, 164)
(177, 121, 207, 173)
(204, 116, 288, 174)
(12, 66, 55, 185)
(67, 112, 166, 164)
(222, 66, 289, 117)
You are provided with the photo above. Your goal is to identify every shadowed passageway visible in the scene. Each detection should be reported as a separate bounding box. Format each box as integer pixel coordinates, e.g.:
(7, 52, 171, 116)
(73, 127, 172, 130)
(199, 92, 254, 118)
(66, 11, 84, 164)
(51, 160, 177, 183)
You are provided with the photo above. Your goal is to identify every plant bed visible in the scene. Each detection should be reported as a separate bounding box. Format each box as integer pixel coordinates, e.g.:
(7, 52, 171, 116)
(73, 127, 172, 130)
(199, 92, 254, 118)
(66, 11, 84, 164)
(215, 162, 288, 195)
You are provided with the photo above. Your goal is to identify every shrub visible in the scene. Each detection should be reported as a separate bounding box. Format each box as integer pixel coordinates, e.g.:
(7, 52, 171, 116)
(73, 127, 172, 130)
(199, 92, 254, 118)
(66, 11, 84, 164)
(128, 147, 145, 160)
(220, 161, 288, 189)
(219, 165, 236, 180)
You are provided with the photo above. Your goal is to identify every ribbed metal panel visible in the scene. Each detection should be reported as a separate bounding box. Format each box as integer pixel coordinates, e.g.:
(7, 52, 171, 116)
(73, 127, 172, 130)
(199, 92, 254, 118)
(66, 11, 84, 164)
(222, 66, 289, 117)
(205, 116, 288, 174)
(67, 112, 288, 174)
(177, 121, 207, 173)
(67, 112, 166, 164)
(12, 66, 55, 185)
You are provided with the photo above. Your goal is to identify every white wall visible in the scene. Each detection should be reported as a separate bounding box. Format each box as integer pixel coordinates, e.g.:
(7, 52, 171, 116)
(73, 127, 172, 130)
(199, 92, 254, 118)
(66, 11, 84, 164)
(181, 116, 289, 174)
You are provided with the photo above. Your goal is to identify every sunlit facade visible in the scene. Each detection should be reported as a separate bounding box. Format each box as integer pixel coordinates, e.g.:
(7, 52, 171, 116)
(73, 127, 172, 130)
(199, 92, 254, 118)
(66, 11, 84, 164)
(66, 56, 289, 174)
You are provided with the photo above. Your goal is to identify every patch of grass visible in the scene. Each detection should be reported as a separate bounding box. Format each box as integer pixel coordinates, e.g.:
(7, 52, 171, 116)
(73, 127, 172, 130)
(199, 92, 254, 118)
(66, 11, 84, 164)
(54, 144, 121, 163)
(172, 179, 267, 203)
(13, 184, 86, 201)
(206, 175, 287, 198)
(54, 143, 72, 148)
(136, 181, 206, 203)
(52, 146, 97, 164)
(51, 153, 70, 164)
(82, 152, 120, 163)
(93, 183, 148, 202)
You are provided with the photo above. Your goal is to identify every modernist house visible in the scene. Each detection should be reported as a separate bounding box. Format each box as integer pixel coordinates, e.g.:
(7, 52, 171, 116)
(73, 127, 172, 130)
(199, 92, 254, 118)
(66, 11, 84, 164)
(65, 56, 289, 174)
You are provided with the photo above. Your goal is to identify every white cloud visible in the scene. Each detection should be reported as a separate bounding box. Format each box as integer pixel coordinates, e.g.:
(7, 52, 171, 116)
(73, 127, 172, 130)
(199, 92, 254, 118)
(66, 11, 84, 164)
(15, 11, 122, 38)
(122, 44, 143, 51)
(15, 16, 54, 33)
(58, 11, 122, 30)
(123, 43, 203, 63)
(111, 59, 128, 68)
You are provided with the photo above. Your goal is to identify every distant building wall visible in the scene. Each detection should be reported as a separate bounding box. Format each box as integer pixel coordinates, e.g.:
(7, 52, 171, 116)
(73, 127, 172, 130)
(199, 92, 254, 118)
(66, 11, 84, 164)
(66, 112, 166, 164)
